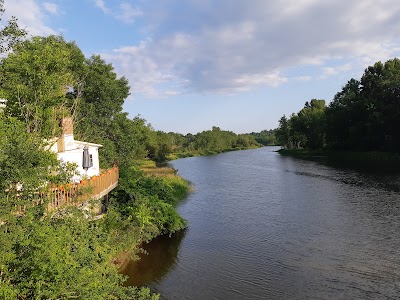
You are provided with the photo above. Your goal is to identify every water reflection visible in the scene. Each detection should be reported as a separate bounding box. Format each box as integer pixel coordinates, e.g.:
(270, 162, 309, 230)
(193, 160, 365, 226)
(121, 230, 186, 287)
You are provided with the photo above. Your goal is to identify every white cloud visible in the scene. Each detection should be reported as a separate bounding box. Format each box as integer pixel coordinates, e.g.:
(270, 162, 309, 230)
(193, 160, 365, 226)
(6, 0, 400, 98)
(117, 3, 143, 24)
(3, 0, 56, 36)
(322, 64, 353, 77)
(103, 0, 400, 98)
(43, 2, 58, 15)
(94, 0, 109, 14)
(93, 1, 142, 24)
(102, 41, 185, 97)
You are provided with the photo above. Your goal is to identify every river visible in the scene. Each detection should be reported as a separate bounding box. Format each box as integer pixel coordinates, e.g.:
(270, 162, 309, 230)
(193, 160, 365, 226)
(122, 147, 400, 299)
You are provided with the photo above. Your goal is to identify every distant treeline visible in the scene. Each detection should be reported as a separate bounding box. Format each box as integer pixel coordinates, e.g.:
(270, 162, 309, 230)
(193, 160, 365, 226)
(148, 127, 280, 161)
(152, 126, 261, 160)
(276, 58, 400, 153)
(248, 129, 277, 146)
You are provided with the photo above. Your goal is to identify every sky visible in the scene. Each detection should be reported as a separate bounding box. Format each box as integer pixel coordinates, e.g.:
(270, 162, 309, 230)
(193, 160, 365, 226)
(3, 0, 400, 134)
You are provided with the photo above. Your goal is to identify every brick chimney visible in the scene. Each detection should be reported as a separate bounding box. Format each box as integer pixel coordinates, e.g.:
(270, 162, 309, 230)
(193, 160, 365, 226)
(57, 117, 75, 152)
(61, 117, 74, 135)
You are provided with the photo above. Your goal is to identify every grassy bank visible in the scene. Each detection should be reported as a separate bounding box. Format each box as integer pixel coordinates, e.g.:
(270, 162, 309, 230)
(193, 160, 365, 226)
(139, 160, 191, 204)
(104, 160, 190, 294)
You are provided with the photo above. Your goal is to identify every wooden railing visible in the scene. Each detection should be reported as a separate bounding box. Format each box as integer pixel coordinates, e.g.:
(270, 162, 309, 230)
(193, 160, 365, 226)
(34, 167, 119, 212)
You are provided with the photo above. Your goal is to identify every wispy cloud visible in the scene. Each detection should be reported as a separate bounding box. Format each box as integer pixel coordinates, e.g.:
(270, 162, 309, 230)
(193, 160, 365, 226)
(42, 2, 58, 15)
(117, 3, 143, 24)
(94, 0, 110, 14)
(93, 1, 142, 24)
(3, 0, 56, 36)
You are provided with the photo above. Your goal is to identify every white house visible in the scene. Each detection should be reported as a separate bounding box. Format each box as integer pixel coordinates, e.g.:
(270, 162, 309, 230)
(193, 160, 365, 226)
(49, 117, 102, 182)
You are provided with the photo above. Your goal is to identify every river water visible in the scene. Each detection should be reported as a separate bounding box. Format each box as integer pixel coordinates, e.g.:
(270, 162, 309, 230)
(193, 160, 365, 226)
(122, 147, 400, 299)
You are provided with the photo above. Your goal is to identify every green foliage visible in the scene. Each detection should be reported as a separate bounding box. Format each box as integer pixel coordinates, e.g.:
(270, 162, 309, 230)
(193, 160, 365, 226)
(1, 35, 85, 137)
(72, 55, 154, 168)
(276, 100, 326, 150)
(0, 115, 156, 299)
(297, 99, 326, 150)
(326, 58, 400, 152)
(106, 114, 152, 167)
(277, 58, 400, 153)
(163, 174, 190, 203)
(146, 131, 174, 162)
(0, 0, 26, 54)
(109, 167, 188, 240)
(248, 129, 277, 146)
(169, 126, 260, 157)
(75, 55, 129, 142)
(0, 30, 182, 299)
(0, 115, 58, 211)
(0, 208, 159, 299)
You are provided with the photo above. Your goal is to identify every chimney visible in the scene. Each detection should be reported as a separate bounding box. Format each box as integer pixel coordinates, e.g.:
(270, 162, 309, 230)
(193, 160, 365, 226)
(62, 117, 74, 135)
(57, 117, 75, 152)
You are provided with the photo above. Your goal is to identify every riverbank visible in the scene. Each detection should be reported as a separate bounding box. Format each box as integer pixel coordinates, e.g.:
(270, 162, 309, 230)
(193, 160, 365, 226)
(110, 160, 190, 280)
(167, 145, 261, 161)
(278, 149, 400, 171)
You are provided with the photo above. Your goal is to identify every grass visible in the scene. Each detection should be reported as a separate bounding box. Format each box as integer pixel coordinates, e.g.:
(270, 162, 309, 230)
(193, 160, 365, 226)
(137, 159, 191, 204)
(137, 160, 176, 176)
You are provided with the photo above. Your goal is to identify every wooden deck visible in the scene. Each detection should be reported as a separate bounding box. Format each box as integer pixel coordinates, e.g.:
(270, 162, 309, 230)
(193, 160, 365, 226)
(28, 167, 119, 212)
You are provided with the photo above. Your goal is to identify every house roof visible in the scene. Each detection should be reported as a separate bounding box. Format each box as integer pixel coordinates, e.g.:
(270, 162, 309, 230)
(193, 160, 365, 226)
(74, 140, 103, 148)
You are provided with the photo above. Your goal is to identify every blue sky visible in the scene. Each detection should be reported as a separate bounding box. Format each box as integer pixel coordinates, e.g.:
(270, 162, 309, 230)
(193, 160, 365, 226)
(3, 0, 400, 133)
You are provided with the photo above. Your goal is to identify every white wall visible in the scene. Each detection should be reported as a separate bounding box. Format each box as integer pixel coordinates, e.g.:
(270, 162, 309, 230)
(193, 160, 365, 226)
(57, 145, 101, 182)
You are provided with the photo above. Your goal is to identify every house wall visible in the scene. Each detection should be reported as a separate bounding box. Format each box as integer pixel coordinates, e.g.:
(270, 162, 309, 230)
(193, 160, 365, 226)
(57, 145, 101, 182)
(48, 117, 102, 182)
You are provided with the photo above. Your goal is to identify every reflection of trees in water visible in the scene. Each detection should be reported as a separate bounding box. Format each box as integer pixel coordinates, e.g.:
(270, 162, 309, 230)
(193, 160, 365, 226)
(122, 229, 187, 287)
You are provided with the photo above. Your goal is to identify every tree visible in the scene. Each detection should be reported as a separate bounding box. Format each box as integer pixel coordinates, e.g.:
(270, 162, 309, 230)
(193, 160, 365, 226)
(276, 115, 291, 148)
(0, 0, 27, 54)
(110, 114, 153, 167)
(296, 99, 326, 149)
(1, 35, 85, 136)
(249, 129, 277, 146)
(326, 59, 400, 152)
(75, 55, 130, 142)
(326, 79, 364, 150)
(276, 100, 326, 150)
(360, 58, 400, 151)
(0, 115, 58, 214)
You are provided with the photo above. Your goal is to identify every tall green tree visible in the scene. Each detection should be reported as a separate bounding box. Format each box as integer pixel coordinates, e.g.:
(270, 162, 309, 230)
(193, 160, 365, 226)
(360, 58, 400, 151)
(276, 115, 291, 149)
(296, 99, 326, 149)
(1, 35, 85, 136)
(75, 55, 129, 141)
(326, 58, 400, 152)
(326, 78, 365, 150)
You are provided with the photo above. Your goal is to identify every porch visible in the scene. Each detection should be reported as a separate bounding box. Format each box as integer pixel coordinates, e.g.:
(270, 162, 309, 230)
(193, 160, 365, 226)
(32, 166, 119, 212)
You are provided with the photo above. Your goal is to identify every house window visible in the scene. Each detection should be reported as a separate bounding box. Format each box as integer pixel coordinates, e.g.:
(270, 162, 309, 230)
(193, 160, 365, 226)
(89, 154, 93, 167)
